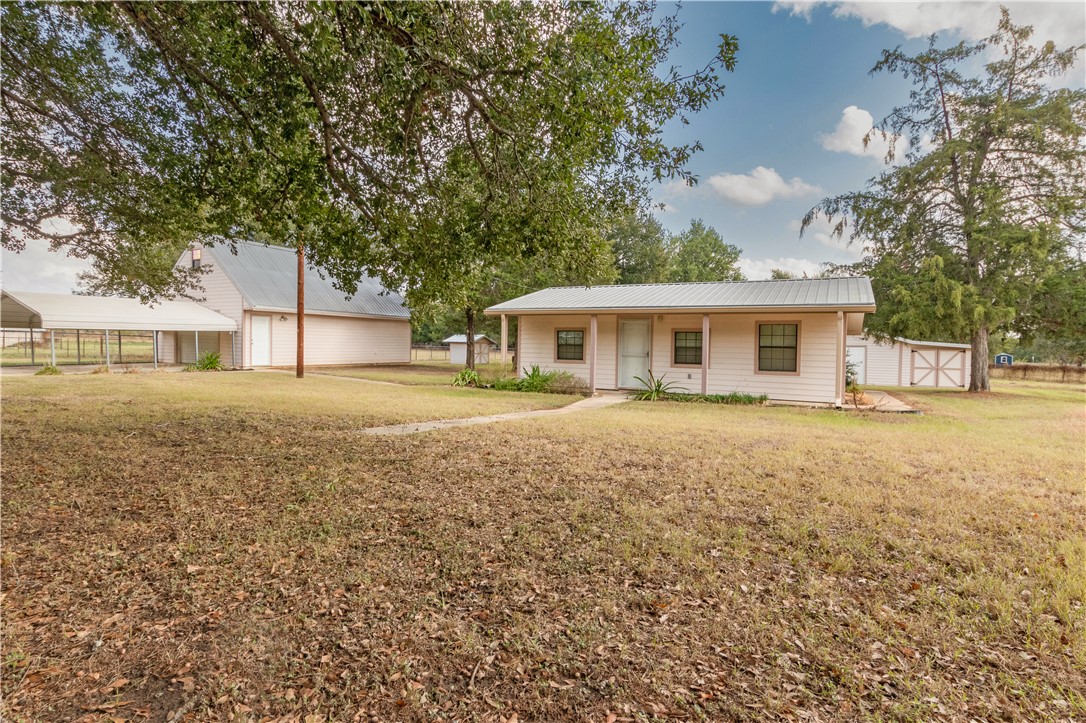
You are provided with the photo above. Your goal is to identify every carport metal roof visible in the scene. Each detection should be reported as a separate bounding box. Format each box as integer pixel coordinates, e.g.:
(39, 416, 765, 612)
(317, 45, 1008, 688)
(1, 290, 238, 332)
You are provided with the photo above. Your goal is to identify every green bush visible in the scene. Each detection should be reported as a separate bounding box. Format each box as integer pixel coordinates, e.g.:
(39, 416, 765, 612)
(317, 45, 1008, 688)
(34, 365, 61, 376)
(662, 391, 768, 405)
(632, 370, 681, 401)
(452, 368, 481, 387)
(184, 351, 224, 372)
(484, 364, 588, 395)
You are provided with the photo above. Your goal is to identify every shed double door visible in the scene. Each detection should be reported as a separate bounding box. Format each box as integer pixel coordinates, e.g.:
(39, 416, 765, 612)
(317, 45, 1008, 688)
(911, 348, 966, 387)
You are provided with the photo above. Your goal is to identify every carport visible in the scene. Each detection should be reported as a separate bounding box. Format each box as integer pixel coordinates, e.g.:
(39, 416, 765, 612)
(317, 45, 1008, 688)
(1, 290, 238, 368)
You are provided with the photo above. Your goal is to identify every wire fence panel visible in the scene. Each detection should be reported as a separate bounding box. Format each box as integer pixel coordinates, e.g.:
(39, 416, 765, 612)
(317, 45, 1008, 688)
(411, 345, 450, 361)
(0, 329, 155, 366)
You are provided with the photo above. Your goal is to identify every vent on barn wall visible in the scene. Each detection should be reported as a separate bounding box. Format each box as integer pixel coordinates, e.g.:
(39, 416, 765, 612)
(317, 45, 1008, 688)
(191, 247, 202, 269)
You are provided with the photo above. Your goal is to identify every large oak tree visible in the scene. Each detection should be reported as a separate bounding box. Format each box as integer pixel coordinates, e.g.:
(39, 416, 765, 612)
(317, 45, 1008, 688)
(2, 1, 738, 308)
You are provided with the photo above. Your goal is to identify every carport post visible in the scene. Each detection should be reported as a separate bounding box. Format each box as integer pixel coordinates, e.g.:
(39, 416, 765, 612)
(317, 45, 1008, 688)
(76, 330, 81, 365)
(230, 330, 236, 368)
(195, 330, 200, 360)
(152, 331, 158, 370)
(50, 331, 56, 367)
(30, 328, 35, 365)
(105, 330, 111, 367)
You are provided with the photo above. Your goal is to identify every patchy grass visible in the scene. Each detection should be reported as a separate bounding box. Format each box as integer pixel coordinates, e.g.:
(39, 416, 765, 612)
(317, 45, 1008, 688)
(318, 361, 518, 388)
(1, 376, 1083, 722)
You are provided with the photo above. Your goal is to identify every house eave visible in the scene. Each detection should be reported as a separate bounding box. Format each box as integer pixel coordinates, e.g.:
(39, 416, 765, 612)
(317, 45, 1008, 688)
(484, 304, 876, 316)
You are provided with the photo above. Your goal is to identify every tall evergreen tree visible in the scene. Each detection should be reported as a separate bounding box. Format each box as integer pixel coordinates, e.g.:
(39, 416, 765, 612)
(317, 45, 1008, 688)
(804, 9, 1085, 391)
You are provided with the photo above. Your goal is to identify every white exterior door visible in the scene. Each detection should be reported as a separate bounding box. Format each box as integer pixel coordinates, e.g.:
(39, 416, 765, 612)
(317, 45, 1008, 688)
(846, 346, 866, 384)
(619, 319, 651, 388)
(911, 349, 936, 386)
(250, 315, 272, 367)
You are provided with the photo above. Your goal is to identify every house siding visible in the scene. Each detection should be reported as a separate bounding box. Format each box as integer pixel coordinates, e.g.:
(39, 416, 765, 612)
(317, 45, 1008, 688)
(519, 312, 841, 403)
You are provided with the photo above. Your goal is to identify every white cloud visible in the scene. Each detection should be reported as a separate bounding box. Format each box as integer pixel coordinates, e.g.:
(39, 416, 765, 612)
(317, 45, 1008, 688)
(739, 257, 826, 280)
(821, 105, 909, 161)
(774, 2, 1085, 86)
(705, 167, 822, 207)
(789, 217, 865, 258)
(1, 237, 92, 294)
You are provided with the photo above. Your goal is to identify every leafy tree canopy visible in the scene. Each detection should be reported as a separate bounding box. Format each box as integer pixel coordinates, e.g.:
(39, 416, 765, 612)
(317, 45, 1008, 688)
(608, 214, 744, 284)
(667, 218, 744, 282)
(2, 1, 738, 302)
(806, 8, 1085, 391)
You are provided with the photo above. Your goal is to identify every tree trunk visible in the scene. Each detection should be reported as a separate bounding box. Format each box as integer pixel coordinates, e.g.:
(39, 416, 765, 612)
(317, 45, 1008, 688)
(465, 307, 476, 370)
(969, 325, 990, 392)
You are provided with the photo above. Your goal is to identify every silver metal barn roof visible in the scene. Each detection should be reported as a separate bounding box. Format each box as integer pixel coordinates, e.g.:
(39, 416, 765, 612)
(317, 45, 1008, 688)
(204, 242, 410, 319)
(1, 290, 238, 332)
(485, 277, 876, 315)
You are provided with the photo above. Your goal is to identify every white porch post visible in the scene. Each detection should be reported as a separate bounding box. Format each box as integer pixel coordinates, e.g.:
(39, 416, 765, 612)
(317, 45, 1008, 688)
(50, 331, 56, 367)
(153, 331, 158, 370)
(701, 314, 710, 395)
(500, 313, 508, 367)
(104, 330, 111, 367)
(195, 330, 200, 360)
(589, 314, 598, 395)
(835, 311, 845, 405)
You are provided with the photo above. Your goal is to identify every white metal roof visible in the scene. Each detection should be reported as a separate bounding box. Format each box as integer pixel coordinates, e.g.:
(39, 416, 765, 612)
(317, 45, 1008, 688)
(898, 337, 971, 350)
(442, 334, 497, 344)
(204, 243, 409, 318)
(485, 277, 876, 315)
(1, 290, 238, 332)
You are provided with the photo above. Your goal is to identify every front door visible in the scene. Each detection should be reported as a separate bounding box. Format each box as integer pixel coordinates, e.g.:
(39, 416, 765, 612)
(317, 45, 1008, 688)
(250, 315, 272, 367)
(619, 319, 651, 388)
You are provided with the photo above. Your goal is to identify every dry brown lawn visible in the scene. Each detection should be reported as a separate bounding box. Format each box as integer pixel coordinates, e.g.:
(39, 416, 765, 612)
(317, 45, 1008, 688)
(1, 374, 1083, 722)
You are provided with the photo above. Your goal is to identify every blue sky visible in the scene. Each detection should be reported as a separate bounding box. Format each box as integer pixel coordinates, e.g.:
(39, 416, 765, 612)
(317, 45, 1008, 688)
(3, 1, 1084, 291)
(652, 1, 1086, 279)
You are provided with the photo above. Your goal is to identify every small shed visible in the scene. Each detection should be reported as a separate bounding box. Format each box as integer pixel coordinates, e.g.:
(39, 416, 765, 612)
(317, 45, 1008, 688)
(994, 353, 1013, 366)
(846, 335, 972, 388)
(443, 334, 497, 365)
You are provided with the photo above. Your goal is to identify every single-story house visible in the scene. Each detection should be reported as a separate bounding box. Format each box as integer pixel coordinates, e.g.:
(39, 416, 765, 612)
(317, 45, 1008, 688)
(443, 334, 498, 365)
(845, 335, 972, 388)
(485, 277, 875, 405)
(161, 242, 411, 367)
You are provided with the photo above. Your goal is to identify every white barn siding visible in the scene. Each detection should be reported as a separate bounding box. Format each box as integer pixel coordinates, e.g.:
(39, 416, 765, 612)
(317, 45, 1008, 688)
(519, 312, 841, 403)
(253, 311, 410, 366)
(182, 248, 245, 364)
(156, 331, 175, 364)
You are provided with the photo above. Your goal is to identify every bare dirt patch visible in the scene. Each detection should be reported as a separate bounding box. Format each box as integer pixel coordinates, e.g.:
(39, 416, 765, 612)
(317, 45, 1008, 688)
(3, 376, 1083, 721)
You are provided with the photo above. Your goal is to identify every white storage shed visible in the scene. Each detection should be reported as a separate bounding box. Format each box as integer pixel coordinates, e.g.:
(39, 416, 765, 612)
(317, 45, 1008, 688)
(444, 334, 498, 365)
(846, 335, 972, 388)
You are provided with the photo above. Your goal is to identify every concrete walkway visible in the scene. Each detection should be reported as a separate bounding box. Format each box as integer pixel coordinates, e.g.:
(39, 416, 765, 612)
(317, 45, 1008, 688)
(361, 391, 630, 436)
(857, 390, 918, 413)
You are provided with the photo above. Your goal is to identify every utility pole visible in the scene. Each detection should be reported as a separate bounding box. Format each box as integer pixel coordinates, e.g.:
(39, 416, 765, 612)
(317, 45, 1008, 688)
(297, 235, 305, 379)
